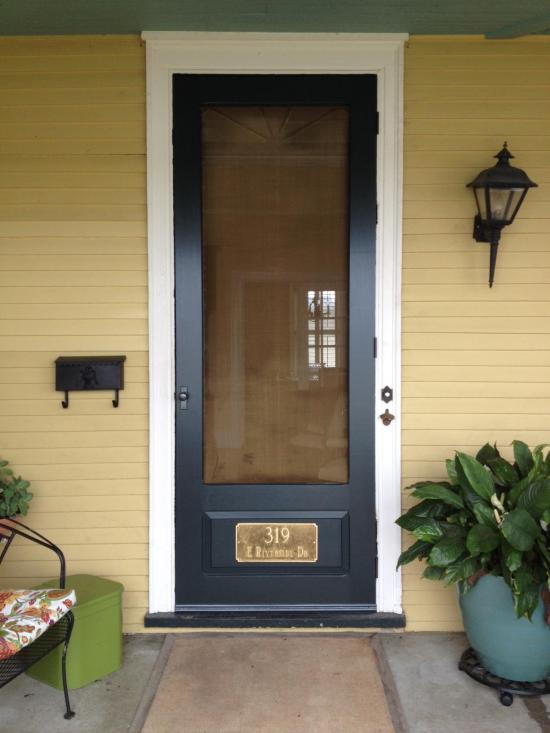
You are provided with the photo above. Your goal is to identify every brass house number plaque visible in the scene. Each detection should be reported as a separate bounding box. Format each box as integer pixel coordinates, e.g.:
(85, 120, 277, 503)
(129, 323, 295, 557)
(235, 523, 318, 563)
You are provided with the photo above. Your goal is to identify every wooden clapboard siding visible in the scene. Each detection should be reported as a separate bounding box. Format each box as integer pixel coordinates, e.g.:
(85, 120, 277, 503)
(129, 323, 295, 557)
(402, 36, 550, 631)
(0, 35, 147, 633)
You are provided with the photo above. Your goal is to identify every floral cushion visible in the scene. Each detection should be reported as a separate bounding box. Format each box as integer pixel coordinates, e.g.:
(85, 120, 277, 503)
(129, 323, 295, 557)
(0, 588, 76, 661)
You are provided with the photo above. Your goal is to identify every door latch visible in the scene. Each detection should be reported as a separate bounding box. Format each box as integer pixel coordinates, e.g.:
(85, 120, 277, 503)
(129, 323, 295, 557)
(177, 386, 189, 410)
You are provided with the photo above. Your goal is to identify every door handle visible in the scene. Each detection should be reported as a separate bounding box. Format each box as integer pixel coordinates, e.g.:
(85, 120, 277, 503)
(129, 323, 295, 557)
(178, 386, 189, 410)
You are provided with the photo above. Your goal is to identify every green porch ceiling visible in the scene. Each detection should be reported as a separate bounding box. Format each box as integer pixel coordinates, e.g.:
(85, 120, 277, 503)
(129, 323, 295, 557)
(0, 0, 550, 37)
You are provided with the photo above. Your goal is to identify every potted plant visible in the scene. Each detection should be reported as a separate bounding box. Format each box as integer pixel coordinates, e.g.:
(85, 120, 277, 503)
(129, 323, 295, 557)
(396, 441, 550, 683)
(0, 458, 33, 518)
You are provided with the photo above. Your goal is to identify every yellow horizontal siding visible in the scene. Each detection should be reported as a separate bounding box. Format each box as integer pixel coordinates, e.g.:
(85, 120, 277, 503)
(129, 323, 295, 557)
(3, 415, 148, 431)
(5, 480, 149, 497)
(403, 430, 550, 445)
(1, 287, 147, 303)
(0, 35, 147, 632)
(7, 545, 147, 562)
(402, 36, 550, 631)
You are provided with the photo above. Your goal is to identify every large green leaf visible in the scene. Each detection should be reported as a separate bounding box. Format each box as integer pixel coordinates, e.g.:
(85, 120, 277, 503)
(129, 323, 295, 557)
(511, 567, 540, 620)
(443, 557, 480, 586)
(472, 500, 498, 529)
(466, 525, 500, 556)
(458, 478, 498, 528)
(487, 457, 519, 487)
(515, 585, 540, 620)
(508, 474, 531, 506)
(446, 459, 459, 485)
(422, 566, 445, 581)
(440, 523, 468, 539)
(456, 452, 495, 502)
(396, 514, 433, 532)
(513, 440, 534, 478)
(513, 566, 535, 592)
(428, 537, 467, 567)
(455, 456, 473, 495)
(412, 519, 445, 543)
(501, 539, 523, 573)
(476, 443, 500, 465)
(500, 508, 541, 552)
(516, 479, 550, 519)
(396, 540, 432, 569)
(531, 445, 547, 478)
(536, 538, 550, 568)
(398, 499, 449, 521)
(408, 518, 467, 543)
(411, 483, 464, 510)
(506, 446, 547, 505)
(447, 509, 472, 527)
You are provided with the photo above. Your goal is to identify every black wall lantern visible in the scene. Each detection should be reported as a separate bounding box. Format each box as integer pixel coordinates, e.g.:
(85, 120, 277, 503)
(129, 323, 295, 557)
(467, 143, 537, 287)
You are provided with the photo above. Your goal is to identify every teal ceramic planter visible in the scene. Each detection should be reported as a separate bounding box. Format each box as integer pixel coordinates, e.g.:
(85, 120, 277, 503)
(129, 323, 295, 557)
(459, 574, 550, 682)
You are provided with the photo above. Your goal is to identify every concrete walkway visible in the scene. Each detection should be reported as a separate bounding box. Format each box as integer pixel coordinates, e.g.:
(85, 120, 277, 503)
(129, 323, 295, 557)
(378, 632, 550, 733)
(0, 634, 165, 733)
(2, 632, 550, 733)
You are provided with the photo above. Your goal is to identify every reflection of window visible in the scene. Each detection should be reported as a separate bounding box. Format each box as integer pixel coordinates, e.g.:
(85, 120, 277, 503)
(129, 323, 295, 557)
(308, 290, 337, 370)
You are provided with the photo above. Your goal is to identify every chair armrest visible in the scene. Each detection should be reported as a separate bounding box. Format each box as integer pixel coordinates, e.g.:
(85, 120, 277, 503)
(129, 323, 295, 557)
(0, 518, 67, 588)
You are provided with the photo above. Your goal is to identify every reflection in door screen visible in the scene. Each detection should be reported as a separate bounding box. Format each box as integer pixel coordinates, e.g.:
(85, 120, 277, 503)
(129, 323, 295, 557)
(202, 106, 349, 484)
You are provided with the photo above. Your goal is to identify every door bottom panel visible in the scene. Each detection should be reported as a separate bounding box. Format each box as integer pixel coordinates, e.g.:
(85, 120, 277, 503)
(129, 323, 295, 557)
(207, 511, 349, 571)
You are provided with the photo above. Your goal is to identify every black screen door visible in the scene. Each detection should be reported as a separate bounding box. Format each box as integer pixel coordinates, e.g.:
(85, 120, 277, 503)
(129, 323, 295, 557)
(173, 74, 377, 610)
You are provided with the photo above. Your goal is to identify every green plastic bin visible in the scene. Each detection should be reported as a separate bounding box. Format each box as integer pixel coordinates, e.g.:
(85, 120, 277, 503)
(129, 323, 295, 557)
(27, 574, 124, 690)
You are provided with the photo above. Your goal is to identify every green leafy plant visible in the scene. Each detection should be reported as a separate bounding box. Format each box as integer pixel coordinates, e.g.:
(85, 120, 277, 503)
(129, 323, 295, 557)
(0, 458, 33, 518)
(396, 441, 550, 621)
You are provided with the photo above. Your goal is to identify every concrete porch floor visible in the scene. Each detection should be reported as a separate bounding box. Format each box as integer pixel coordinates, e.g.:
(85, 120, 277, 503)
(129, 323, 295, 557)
(2, 632, 550, 733)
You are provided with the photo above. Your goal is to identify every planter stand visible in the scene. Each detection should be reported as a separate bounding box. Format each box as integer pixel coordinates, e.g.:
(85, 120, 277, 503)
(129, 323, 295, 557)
(459, 648, 550, 706)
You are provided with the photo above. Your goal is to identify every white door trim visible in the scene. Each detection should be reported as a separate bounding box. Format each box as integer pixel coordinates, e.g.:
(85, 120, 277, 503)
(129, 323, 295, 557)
(143, 31, 406, 615)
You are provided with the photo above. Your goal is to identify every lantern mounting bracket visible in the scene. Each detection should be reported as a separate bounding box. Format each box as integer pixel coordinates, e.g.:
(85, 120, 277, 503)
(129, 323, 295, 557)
(472, 215, 502, 245)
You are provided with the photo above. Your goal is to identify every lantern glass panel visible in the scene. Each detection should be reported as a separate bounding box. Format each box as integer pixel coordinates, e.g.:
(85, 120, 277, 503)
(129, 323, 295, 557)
(488, 187, 524, 224)
(474, 187, 488, 220)
(504, 188, 525, 223)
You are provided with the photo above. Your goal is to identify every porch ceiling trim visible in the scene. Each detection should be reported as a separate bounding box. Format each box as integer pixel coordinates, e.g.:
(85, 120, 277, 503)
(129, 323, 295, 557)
(145, 31, 406, 615)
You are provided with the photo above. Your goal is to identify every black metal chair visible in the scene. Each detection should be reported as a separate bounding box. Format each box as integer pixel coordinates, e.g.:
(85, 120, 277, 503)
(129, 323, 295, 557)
(0, 518, 76, 719)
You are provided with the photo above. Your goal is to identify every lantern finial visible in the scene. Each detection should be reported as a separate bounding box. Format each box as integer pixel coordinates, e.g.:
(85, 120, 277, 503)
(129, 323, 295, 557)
(494, 142, 514, 166)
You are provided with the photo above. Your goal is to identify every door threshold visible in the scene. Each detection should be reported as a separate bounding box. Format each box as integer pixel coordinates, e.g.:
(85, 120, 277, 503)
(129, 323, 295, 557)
(144, 610, 406, 629)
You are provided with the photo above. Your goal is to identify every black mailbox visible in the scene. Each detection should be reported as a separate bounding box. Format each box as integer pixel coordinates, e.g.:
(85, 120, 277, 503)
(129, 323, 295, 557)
(55, 356, 126, 408)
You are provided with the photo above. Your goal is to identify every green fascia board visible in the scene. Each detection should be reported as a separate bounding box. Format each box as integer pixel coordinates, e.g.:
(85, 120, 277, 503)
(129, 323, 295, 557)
(486, 14, 550, 38)
(0, 0, 550, 37)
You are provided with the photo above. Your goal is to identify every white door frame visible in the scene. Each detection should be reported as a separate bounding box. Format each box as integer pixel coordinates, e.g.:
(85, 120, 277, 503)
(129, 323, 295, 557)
(143, 31, 406, 615)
